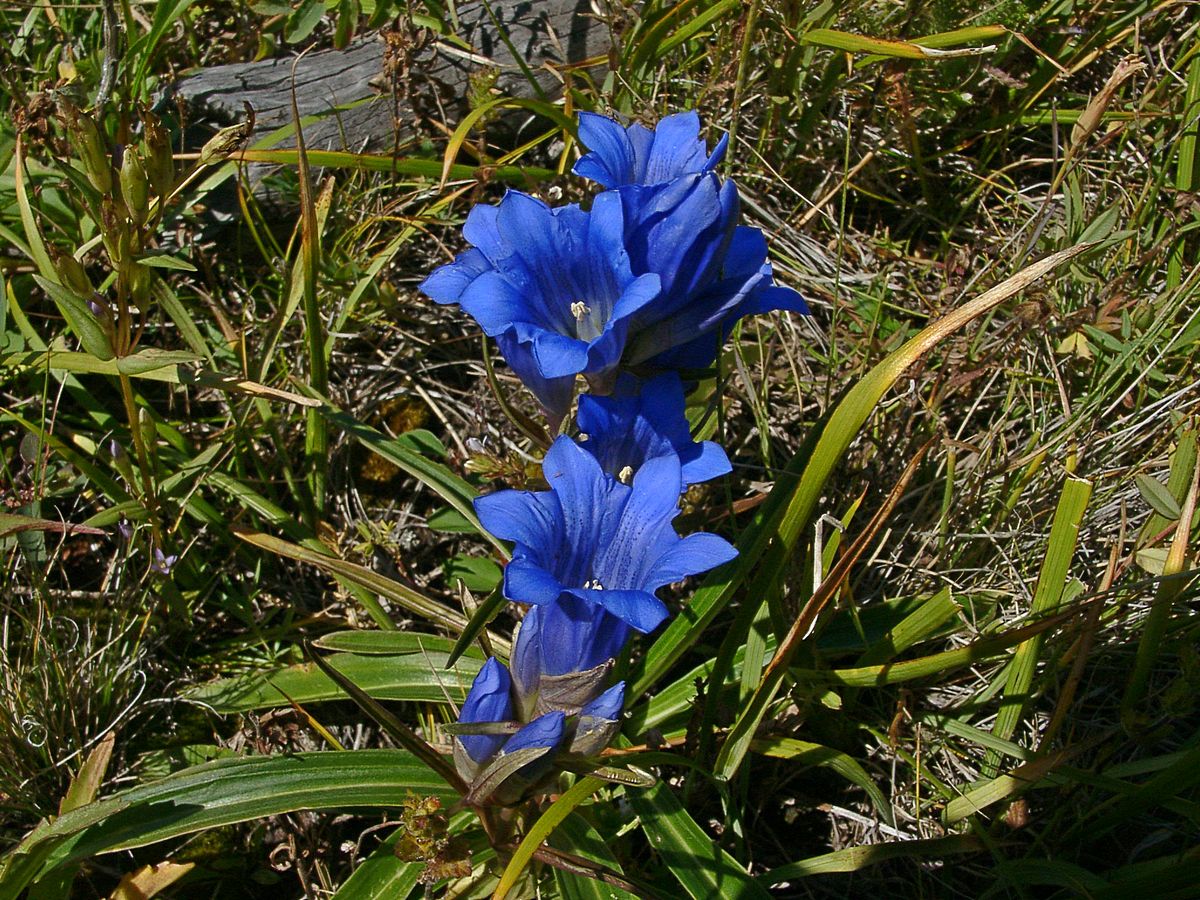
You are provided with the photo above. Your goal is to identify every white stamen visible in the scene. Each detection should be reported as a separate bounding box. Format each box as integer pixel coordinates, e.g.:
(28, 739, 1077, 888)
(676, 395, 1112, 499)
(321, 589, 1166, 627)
(618, 465, 634, 484)
(571, 301, 591, 320)
(584, 578, 604, 590)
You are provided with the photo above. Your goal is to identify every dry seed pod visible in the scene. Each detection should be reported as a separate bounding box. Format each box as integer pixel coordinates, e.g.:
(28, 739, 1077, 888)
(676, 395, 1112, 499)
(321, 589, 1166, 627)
(140, 108, 175, 201)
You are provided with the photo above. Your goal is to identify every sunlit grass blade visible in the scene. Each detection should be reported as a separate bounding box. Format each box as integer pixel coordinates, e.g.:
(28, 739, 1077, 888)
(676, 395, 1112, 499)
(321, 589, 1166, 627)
(0, 752, 457, 900)
(625, 777, 770, 900)
(493, 776, 607, 899)
(630, 241, 1098, 702)
(187, 649, 481, 713)
(984, 475, 1093, 775)
(758, 835, 982, 883)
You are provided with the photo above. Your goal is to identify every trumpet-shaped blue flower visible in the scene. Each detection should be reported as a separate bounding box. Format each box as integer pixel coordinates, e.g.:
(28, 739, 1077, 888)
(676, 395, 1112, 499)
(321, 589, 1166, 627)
(575, 111, 809, 370)
(577, 372, 730, 487)
(420, 190, 660, 424)
(574, 110, 728, 189)
(475, 436, 737, 634)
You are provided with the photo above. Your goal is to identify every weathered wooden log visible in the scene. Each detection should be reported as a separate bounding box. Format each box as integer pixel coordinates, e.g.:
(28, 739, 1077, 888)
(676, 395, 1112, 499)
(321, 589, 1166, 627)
(168, 0, 613, 168)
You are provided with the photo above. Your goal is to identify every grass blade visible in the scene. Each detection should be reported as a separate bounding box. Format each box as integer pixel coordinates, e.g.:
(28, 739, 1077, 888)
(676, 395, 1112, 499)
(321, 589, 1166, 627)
(630, 241, 1098, 701)
(985, 476, 1093, 774)
(0, 752, 456, 900)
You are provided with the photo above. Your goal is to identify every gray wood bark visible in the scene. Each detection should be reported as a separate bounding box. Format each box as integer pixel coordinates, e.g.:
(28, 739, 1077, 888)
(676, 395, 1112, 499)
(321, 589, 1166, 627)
(167, 0, 613, 165)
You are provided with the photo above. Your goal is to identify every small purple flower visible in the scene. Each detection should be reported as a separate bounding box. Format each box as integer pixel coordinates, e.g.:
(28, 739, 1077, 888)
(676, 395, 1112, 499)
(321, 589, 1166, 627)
(151, 548, 178, 575)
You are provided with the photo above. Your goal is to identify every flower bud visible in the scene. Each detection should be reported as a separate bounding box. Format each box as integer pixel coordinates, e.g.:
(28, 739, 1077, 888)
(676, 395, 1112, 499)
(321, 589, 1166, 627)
(126, 261, 151, 308)
(452, 657, 514, 782)
(50, 247, 93, 297)
(66, 106, 113, 194)
(120, 147, 150, 227)
(198, 113, 254, 167)
(569, 681, 625, 757)
(468, 710, 566, 806)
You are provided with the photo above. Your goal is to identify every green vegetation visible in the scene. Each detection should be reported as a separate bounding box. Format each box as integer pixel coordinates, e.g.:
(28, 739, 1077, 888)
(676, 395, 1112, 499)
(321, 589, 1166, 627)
(1, 0, 1198, 897)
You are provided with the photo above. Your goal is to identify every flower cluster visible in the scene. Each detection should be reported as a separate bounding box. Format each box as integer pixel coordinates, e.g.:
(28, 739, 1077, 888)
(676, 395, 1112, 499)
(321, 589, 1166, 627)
(423, 111, 807, 804)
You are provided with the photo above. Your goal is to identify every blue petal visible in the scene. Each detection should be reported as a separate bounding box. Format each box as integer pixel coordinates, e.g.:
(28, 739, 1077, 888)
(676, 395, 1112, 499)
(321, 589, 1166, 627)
(459, 270, 534, 337)
(579, 680, 625, 722)
(462, 202, 509, 263)
(592, 452, 683, 590)
(474, 488, 559, 552)
(640, 110, 708, 184)
(420, 247, 490, 305)
(511, 606, 542, 705)
(532, 329, 590, 379)
(743, 283, 810, 316)
(681, 440, 733, 485)
(643, 532, 737, 592)
(494, 332, 577, 426)
(457, 657, 514, 763)
(504, 557, 566, 606)
(574, 587, 668, 634)
(502, 710, 566, 754)
(542, 437, 623, 585)
(574, 112, 636, 187)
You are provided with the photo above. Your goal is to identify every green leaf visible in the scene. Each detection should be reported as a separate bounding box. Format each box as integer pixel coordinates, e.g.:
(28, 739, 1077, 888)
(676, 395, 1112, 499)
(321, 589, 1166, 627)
(427, 506, 477, 533)
(986, 476, 1092, 774)
(33, 276, 114, 361)
(627, 779, 769, 900)
(445, 555, 502, 593)
(186, 650, 482, 713)
(284, 0, 325, 42)
(311, 630, 480, 657)
(1135, 473, 1182, 520)
(759, 835, 981, 883)
(856, 587, 960, 666)
(0, 752, 456, 900)
(134, 252, 197, 271)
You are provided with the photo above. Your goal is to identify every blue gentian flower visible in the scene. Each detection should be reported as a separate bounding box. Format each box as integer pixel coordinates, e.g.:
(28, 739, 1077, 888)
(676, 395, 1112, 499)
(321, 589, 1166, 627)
(574, 110, 728, 188)
(474, 436, 737, 634)
(454, 656, 514, 767)
(510, 595, 631, 718)
(575, 111, 809, 371)
(577, 372, 730, 487)
(420, 191, 661, 425)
